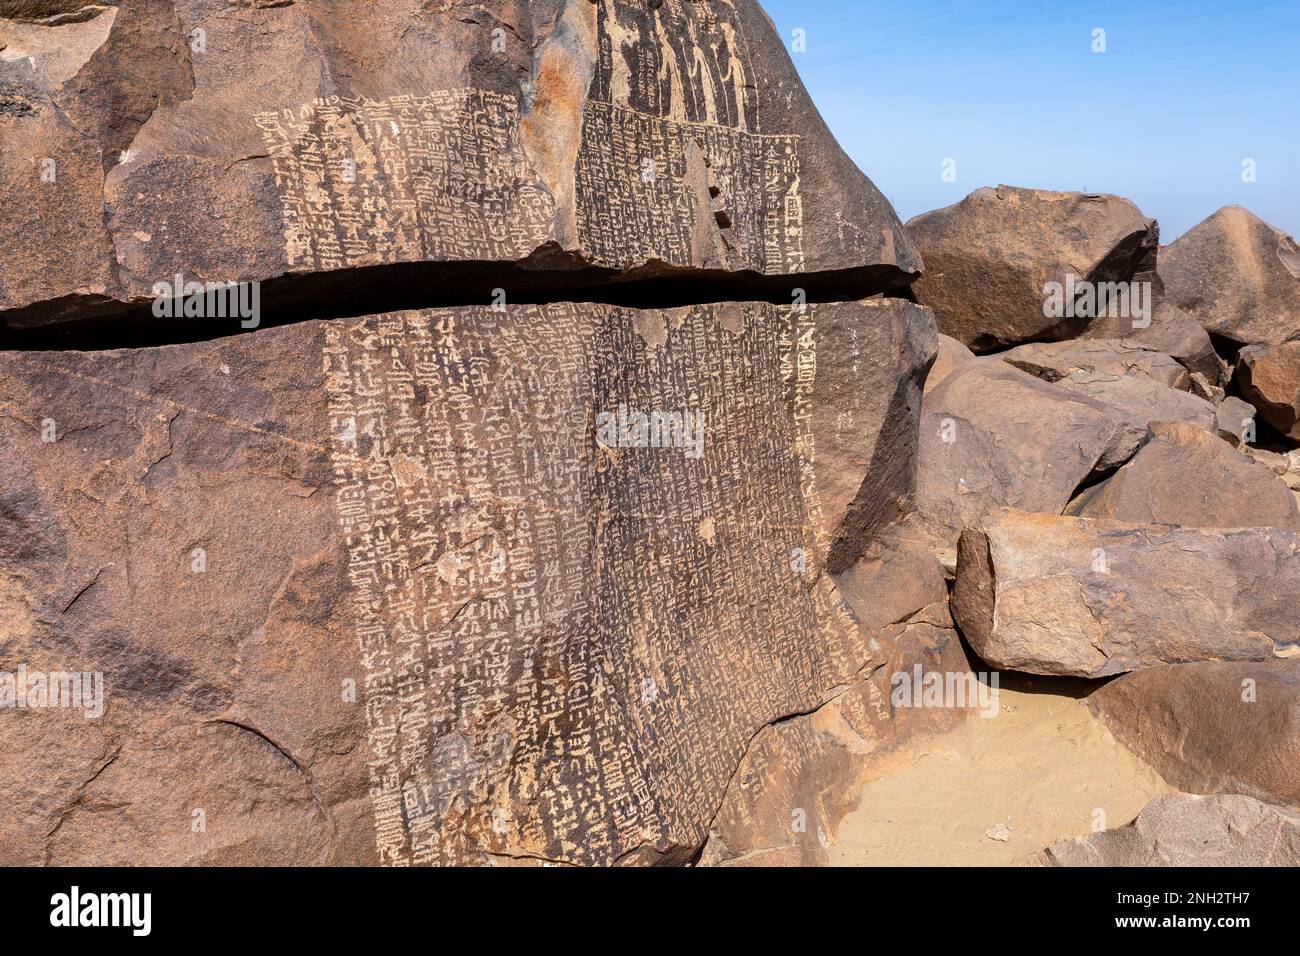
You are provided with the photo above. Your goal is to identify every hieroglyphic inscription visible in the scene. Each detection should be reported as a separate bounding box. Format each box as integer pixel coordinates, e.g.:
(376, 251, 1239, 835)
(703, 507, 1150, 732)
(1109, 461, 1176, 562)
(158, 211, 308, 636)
(593, 0, 759, 131)
(579, 0, 804, 274)
(575, 102, 804, 274)
(324, 303, 861, 865)
(255, 91, 554, 271)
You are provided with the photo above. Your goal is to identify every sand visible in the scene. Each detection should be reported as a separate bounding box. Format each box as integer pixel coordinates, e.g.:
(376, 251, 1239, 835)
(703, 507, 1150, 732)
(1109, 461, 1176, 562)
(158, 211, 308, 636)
(828, 676, 1175, 866)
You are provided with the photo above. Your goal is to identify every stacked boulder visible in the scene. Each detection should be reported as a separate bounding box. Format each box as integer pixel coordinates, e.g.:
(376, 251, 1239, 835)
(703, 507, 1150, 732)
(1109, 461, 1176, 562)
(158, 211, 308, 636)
(908, 187, 1300, 866)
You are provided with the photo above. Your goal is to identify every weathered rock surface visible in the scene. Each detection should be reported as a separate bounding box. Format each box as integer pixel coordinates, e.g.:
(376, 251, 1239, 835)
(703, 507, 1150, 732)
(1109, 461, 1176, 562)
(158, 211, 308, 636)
(1069, 421, 1300, 530)
(1041, 793, 1300, 866)
(1081, 300, 1225, 386)
(1031, 370, 1217, 438)
(916, 359, 1144, 553)
(1237, 341, 1300, 439)
(701, 602, 983, 866)
(906, 186, 1158, 351)
(952, 510, 1300, 678)
(1162, 206, 1300, 348)
(1089, 661, 1300, 807)
(923, 333, 975, 395)
(0, 0, 920, 338)
(0, 297, 933, 866)
(832, 516, 947, 633)
(1002, 338, 1191, 390)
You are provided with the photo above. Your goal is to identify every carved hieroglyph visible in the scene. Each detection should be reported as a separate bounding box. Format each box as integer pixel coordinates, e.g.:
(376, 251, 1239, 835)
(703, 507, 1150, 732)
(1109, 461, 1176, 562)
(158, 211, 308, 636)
(591, 0, 760, 131)
(323, 303, 862, 865)
(254, 0, 803, 276)
(254, 91, 557, 271)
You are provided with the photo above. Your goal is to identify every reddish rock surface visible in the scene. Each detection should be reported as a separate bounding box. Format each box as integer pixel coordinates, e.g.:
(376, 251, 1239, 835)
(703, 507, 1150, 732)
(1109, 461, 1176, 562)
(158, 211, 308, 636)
(1237, 341, 1300, 440)
(1089, 661, 1300, 807)
(0, 298, 935, 865)
(906, 186, 1158, 351)
(0, 0, 919, 340)
(916, 359, 1144, 553)
(1070, 421, 1300, 530)
(953, 509, 1300, 678)
(1161, 205, 1300, 348)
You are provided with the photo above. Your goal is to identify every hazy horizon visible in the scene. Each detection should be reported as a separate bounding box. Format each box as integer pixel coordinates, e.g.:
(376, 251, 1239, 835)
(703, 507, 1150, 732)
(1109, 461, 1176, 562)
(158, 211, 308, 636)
(762, 0, 1300, 242)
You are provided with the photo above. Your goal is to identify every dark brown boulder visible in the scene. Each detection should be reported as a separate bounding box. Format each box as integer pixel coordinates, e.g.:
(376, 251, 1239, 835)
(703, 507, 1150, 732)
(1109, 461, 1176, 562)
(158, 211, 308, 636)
(0, 297, 935, 865)
(0, 0, 919, 339)
(1069, 421, 1300, 530)
(1161, 206, 1300, 348)
(906, 186, 1158, 351)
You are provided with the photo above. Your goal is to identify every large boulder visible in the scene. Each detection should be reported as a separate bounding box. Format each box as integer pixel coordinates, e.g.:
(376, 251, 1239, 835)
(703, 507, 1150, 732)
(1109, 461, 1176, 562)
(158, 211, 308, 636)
(0, 0, 920, 338)
(1236, 341, 1300, 440)
(1088, 661, 1300, 807)
(906, 186, 1158, 351)
(1161, 206, 1300, 348)
(1069, 421, 1300, 529)
(0, 297, 935, 866)
(916, 359, 1144, 554)
(952, 509, 1300, 678)
(1041, 793, 1300, 867)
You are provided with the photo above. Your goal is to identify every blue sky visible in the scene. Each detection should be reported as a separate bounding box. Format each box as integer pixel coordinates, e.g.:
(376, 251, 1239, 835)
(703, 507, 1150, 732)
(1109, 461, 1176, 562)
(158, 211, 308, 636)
(760, 0, 1300, 241)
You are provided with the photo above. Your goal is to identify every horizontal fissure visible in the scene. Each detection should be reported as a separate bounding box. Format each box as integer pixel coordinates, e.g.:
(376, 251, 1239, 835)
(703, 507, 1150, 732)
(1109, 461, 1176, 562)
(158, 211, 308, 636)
(0, 257, 918, 352)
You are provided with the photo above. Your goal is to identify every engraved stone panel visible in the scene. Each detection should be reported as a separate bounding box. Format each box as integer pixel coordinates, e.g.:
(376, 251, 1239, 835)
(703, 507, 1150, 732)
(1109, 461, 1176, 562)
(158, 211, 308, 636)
(0, 0, 919, 328)
(0, 298, 936, 865)
(323, 302, 863, 864)
(255, 91, 556, 272)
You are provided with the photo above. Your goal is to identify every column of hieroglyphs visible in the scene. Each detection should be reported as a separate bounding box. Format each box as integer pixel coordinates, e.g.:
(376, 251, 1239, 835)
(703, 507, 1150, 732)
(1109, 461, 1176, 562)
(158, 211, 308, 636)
(576, 0, 804, 274)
